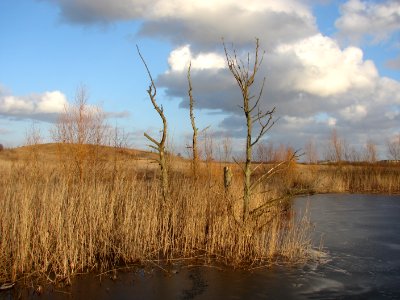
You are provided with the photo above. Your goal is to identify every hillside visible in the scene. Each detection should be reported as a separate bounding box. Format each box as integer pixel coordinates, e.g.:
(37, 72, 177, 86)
(0, 143, 159, 163)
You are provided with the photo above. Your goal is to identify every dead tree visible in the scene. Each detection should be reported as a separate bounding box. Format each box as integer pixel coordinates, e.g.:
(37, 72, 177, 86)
(137, 46, 169, 201)
(187, 62, 199, 177)
(224, 38, 292, 222)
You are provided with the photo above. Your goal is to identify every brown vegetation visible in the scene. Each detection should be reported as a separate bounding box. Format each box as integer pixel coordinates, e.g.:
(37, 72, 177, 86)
(3, 39, 398, 291)
(0, 144, 313, 286)
(2, 138, 398, 287)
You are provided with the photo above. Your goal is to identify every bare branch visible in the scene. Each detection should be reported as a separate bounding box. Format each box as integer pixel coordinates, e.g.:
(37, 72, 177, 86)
(249, 77, 266, 113)
(232, 156, 246, 174)
(144, 133, 160, 147)
(250, 151, 298, 191)
(250, 196, 289, 218)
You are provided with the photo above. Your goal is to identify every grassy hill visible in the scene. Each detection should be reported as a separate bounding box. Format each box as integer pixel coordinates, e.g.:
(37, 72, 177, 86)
(0, 143, 159, 163)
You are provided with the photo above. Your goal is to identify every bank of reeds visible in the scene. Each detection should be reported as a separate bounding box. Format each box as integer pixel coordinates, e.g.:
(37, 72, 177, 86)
(0, 145, 313, 285)
(288, 163, 400, 195)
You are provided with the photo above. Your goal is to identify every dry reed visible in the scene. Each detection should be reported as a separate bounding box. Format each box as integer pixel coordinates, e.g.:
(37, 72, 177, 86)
(0, 144, 313, 285)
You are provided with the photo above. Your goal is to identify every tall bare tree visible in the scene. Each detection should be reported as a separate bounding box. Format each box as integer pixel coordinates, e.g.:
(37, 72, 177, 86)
(137, 46, 169, 201)
(187, 62, 199, 177)
(224, 38, 283, 222)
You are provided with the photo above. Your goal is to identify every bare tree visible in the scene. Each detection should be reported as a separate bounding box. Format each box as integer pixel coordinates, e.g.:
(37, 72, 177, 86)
(331, 129, 343, 163)
(202, 127, 214, 163)
(347, 146, 362, 162)
(52, 85, 109, 179)
(256, 142, 275, 163)
(25, 122, 42, 146)
(304, 139, 318, 164)
(187, 62, 199, 177)
(137, 46, 169, 201)
(364, 140, 377, 163)
(0, 144, 3, 152)
(221, 136, 232, 162)
(53, 85, 108, 146)
(324, 129, 347, 163)
(387, 134, 400, 160)
(224, 38, 291, 222)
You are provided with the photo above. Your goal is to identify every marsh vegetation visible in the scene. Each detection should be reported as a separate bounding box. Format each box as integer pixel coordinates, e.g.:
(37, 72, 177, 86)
(0, 143, 314, 286)
(1, 40, 399, 291)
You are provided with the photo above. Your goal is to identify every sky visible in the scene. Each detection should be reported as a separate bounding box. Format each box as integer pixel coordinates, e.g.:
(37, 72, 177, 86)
(0, 0, 399, 159)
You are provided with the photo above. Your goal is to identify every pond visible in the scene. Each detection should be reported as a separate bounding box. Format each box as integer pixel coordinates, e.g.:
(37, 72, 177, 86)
(2, 194, 400, 299)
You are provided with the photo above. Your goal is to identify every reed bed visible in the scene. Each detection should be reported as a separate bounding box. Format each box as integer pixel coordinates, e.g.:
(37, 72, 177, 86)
(0, 146, 313, 285)
(290, 163, 400, 194)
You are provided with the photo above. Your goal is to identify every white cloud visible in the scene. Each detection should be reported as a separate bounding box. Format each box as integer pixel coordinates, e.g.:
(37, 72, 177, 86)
(167, 45, 226, 72)
(159, 31, 400, 153)
(327, 117, 337, 127)
(46, 0, 318, 50)
(335, 0, 400, 44)
(0, 89, 68, 121)
(36, 91, 68, 113)
(28, 0, 400, 154)
(276, 34, 378, 96)
(340, 104, 368, 121)
(282, 115, 315, 128)
(48, 0, 313, 22)
(1, 96, 34, 113)
(0, 86, 131, 123)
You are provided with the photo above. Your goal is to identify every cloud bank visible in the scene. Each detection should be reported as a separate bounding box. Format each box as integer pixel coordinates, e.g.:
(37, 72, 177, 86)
(39, 0, 400, 155)
(335, 0, 400, 44)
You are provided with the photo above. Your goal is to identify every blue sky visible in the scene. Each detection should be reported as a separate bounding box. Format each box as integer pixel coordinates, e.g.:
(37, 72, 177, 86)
(0, 0, 399, 159)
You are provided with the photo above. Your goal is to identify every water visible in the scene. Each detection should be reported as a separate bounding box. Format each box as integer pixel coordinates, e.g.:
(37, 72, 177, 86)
(294, 194, 400, 299)
(2, 194, 400, 299)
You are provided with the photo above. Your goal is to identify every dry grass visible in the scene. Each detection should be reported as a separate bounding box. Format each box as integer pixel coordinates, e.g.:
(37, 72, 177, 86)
(0, 144, 313, 285)
(289, 163, 400, 195)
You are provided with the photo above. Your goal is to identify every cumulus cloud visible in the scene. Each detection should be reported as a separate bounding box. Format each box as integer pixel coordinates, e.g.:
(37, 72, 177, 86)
(276, 34, 378, 97)
(44, 0, 318, 50)
(335, 0, 400, 44)
(43, 0, 145, 23)
(158, 35, 400, 152)
(0, 85, 131, 123)
(40, 0, 400, 153)
(167, 45, 225, 72)
(0, 90, 68, 122)
(340, 104, 368, 121)
(45, 0, 313, 22)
